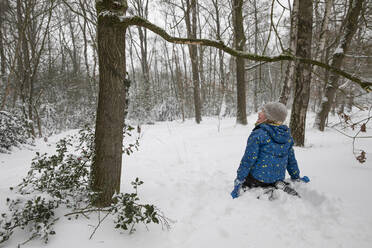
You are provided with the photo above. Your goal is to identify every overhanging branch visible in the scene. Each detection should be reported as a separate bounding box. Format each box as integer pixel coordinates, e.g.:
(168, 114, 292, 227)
(117, 15, 372, 92)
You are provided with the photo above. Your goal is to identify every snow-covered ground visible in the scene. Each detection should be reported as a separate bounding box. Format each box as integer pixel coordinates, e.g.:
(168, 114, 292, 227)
(1, 112, 372, 248)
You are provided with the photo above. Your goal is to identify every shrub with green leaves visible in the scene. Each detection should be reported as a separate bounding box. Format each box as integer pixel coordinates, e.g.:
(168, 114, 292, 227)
(0, 111, 33, 153)
(111, 178, 168, 234)
(0, 196, 59, 244)
(0, 124, 170, 246)
(18, 124, 140, 208)
(18, 126, 94, 209)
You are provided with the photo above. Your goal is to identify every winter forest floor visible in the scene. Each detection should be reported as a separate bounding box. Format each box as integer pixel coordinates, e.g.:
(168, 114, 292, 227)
(1, 111, 372, 248)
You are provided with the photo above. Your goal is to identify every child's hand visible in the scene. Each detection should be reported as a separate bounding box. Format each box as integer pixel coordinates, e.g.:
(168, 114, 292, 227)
(291, 176, 310, 183)
(231, 185, 240, 199)
(300, 176, 310, 183)
(231, 178, 244, 198)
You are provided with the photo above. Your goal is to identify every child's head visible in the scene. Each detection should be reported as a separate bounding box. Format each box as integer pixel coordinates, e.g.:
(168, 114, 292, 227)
(261, 102, 287, 124)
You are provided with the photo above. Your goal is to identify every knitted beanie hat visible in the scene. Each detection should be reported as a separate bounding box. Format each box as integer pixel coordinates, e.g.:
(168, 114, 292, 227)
(262, 102, 288, 123)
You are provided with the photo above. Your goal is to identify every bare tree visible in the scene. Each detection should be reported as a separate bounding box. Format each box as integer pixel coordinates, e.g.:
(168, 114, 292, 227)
(310, 0, 333, 113)
(288, 0, 313, 146)
(13, 0, 54, 137)
(129, 0, 152, 115)
(314, 0, 365, 131)
(252, 0, 260, 112)
(185, 0, 202, 123)
(233, 0, 247, 125)
(0, 0, 11, 110)
(279, 0, 298, 105)
(211, 0, 226, 97)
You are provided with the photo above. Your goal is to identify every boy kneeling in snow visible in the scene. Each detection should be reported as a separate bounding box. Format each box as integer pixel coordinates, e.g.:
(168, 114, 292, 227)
(231, 102, 309, 199)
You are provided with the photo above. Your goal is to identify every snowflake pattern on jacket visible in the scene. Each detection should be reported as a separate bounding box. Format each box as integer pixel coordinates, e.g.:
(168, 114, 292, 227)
(235, 123, 300, 185)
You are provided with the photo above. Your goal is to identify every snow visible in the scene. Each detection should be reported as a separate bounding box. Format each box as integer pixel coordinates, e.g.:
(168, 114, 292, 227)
(99, 10, 114, 18)
(1, 113, 372, 248)
(333, 46, 344, 55)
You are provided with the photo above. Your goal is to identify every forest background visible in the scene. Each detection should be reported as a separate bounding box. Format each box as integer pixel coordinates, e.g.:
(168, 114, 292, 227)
(0, 0, 371, 139)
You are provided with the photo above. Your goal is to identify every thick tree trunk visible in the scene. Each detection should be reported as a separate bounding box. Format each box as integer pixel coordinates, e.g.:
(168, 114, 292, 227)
(279, 0, 298, 105)
(92, 0, 128, 207)
(315, 0, 364, 131)
(233, 0, 247, 125)
(289, 0, 313, 147)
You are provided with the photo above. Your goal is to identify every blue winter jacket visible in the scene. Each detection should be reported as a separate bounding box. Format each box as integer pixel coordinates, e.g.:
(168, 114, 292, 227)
(235, 123, 300, 184)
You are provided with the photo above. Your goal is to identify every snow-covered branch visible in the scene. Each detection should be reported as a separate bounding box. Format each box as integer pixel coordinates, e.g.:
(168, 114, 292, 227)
(109, 15, 372, 92)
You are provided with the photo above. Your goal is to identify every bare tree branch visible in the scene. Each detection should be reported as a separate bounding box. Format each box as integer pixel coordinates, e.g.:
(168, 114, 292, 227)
(114, 15, 372, 91)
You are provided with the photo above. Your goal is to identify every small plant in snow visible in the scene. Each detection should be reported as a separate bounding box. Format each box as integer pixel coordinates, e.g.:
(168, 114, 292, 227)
(111, 178, 170, 234)
(0, 196, 59, 245)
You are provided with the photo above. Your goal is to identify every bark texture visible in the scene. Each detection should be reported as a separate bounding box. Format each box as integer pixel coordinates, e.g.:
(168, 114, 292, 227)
(92, 0, 128, 207)
(279, 0, 298, 105)
(315, 0, 364, 131)
(289, 0, 313, 147)
(233, 0, 247, 125)
(185, 0, 202, 123)
(312, 0, 333, 116)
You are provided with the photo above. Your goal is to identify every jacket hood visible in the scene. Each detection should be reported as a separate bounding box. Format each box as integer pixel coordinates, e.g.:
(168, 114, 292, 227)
(256, 123, 291, 144)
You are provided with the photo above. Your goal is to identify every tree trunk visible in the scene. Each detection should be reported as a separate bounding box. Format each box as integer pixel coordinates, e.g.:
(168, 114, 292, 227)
(289, 0, 313, 147)
(197, 3, 206, 110)
(279, 0, 298, 105)
(133, 0, 150, 110)
(138, 27, 151, 112)
(347, 84, 354, 112)
(233, 0, 247, 125)
(311, 0, 332, 119)
(253, 0, 259, 112)
(34, 105, 42, 138)
(199, 46, 205, 108)
(0, 5, 5, 77)
(211, 0, 225, 95)
(128, 29, 137, 84)
(185, 0, 202, 123)
(174, 50, 185, 121)
(0, 1, 9, 111)
(92, 0, 128, 207)
(315, 0, 363, 131)
(16, 0, 36, 137)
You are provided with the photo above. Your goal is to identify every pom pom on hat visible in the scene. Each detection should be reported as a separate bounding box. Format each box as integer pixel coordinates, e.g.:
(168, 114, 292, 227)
(262, 102, 288, 123)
